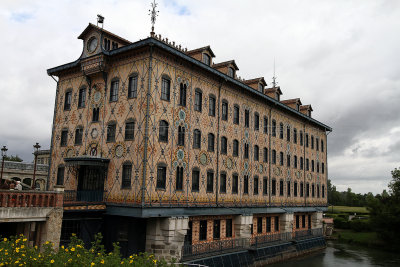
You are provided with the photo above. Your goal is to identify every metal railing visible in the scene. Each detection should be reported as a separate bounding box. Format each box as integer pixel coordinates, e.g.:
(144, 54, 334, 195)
(250, 231, 292, 247)
(294, 228, 323, 239)
(64, 190, 104, 202)
(0, 190, 62, 208)
(182, 238, 248, 258)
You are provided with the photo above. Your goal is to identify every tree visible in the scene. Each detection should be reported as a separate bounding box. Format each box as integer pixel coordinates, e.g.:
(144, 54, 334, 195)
(3, 155, 23, 162)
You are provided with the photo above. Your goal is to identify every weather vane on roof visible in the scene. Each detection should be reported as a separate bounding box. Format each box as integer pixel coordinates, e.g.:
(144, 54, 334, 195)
(272, 58, 278, 88)
(149, 0, 159, 37)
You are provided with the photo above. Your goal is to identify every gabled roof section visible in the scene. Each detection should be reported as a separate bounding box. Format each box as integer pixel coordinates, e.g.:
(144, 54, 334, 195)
(186, 45, 215, 57)
(281, 98, 302, 106)
(77, 23, 131, 45)
(212, 60, 239, 70)
(244, 77, 267, 86)
(265, 86, 282, 95)
(300, 104, 313, 111)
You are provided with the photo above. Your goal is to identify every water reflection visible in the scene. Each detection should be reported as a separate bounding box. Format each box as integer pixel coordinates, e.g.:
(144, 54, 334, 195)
(269, 241, 400, 267)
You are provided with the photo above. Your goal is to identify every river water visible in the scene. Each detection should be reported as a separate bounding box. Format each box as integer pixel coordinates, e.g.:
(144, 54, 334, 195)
(270, 241, 400, 267)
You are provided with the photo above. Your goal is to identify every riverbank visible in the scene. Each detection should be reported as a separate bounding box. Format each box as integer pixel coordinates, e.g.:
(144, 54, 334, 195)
(332, 229, 385, 248)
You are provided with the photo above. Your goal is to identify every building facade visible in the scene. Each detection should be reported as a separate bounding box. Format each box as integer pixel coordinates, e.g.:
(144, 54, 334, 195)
(47, 23, 331, 262)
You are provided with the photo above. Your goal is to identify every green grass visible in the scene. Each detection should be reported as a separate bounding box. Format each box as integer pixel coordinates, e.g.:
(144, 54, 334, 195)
(333, 229, 384, 247)
(327, 206, 369, 214)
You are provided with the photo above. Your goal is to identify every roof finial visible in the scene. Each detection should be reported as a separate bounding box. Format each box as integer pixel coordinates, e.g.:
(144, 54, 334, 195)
(149, 0, 159, 37)
(272, 58, 278, 88)
(97, 14, 104, 28)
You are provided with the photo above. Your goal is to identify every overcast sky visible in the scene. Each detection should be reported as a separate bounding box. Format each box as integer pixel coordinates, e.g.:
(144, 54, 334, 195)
(0, 0, 399, 194)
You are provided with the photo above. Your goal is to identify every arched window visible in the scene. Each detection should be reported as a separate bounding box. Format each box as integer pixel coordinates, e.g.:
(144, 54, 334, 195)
(179, 83, 187, 106)
(279, 152, 284, 166)
(64, 90, 72, 110)
(159, 120, 169, 142)
(221, 100, 228, 121)
(263, 147, 268, 163)
(263, 177, 268, 195)
(279, 180, 284, 196)
(161, 75, 171, 100)
(263, 117, 268, 134)
(311, 160, 315, 172)
(207, 170, 214, 192)
(244, 143, 249, 159)
(178, 126, 185, 146)
(300, 157, 304, 170)
(233, 105, 240, 124)
(220, 172, 227, 193)
(254, 176, 259, 195)
(279, 123, 284, 139)
(125, 120, 135, 140)
(221, 136, 227, 154)
(75, 126, 83, 145)
(232, 173, 239, 194)
(243, 175, 249, 194)
(128, 74, 138, 98)
(322, 163, 325, 174)
(317, 161, 320, 173)
(311, 135, 314, 149)
(293, 128, 297, 144)
(294, 181, 298, 197)
(271, 179, 276, 196)
(208, 133, 215, 152)
(254, 112, 259, 131)
(321, 140, 324, 152)
(300, 182, 304, 197)
(306, 158, 309, 171)
(121, 162, 132, 189)
(316, 138, 319, 151)
(193, 129, 201, 149)
(110, 78, 119, 102)
(272, 120, 276, 137)
(209, 95, 216, 116)
(287, 125, 290, 142)
(195, 88, 202, 111)
(192, 168, 200, 191)
(78, 87, 86, 108)
(254, 145, 259, 161)
(233, 139, 239, 157)
(272, 150, 276, 164)
(306, 134, 309, 147)
(176, 166, 184, 190)
(287, 181, 291, 196)
(156, 163, 167, 189)
(287, 155, 290, 167)
(300, 131, 304, 145)
(245, 109, 250, 127)
(92, 107, 99, 122)
(107, 122, 116, 142)
(294, 155, 298, 168)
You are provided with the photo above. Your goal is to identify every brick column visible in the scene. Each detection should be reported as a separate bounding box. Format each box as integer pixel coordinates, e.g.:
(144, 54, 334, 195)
(280, 212, 294, 233)
(145, 216, 189, 261)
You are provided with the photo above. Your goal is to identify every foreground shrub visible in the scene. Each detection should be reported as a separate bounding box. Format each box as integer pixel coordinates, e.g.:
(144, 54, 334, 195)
(333, 217, 349, 229)
(0, 233, 172, 266)
(349, 219, 372, 232)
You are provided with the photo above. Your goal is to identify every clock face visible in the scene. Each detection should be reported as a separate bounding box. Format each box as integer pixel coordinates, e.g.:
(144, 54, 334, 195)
(87, 37, 98, 53)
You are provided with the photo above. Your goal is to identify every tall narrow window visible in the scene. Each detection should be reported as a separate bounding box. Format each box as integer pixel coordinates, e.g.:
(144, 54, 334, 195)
(156, 164, 167, 189)
(176, 166, 184, 190)
(254, 176, 259, 195)
(306, 134, 309, 147)
(228, 67, 235, 78)
(311, 136, 314, 149)
(254, 145, 259, 161)
(122, 163, 132, 189)
(194, 89, 202, 111)
(267, 217, 271, 232)
(272, 179, 276, 196)
(125, 121, 135, 140)
(316, 138, 319, 151)
(192, 169, 200, 192)
(208, 133, 215, 152)
(178, 126, 185, 146)
(254, 113, 259, 131)
(202, 53, 211, 65)
(287, 155, 290, 167)
(294, 155, 298, 169)
(232, 174, 238, 194)
(279, 180, 284, 196)
(179, 83, 187, 106)
(312, 183, 315, 197)
(159, 120, 169, 142)
(306, 158, 309, 171)
(263, 147, 268, 163)
(233, 140, 239, 157)
(275, 216, 279, 231)
(280, 152, 284, 166)
(264, 117, 268, 134)
(199, 220, 207, 241)
(220, 173, 227, 193)
(222, 101, 228, 121)
(322, 163, 325, 174)
(61, 129, 68, 147)
(209, 95, 216, 116)
(302, 215, 306, 228)
(128, 75, 138, 98)
(272, 150, 276, 164)
(287, 181, 291, 196)
(226, 219, 233, 238)
(257, 217, 263, 233)
(107, 123, 116, 142)
(56, 166, 65, 185)
(263, 177, 268, 195)
(300, 131, 304, 146)
(64, 91, 72, 110)
(78, 88, 86, 108)
(233, 105, 240, 124)
(300, 157, 304, 170)
(221, 136, 227, 154)
(161, 76, 170, 101)
(193, 129, 201, 149)
(110, 79, 119, 102)
(244, 175, 249, 194)
(245, 109, 250, 128)
(317, 184, 320, 198)
(293, 128, 297, 144)
(207, 171, 214, 192)
(322, 185, 325, 198)
(300, 182, 304, 197)
(92, 108, 99, 122)
(321, 140, 324, 152)
(75, 127, 83, 145)
(272, 120, 276, 137)
(279, 123, 284, 139)
(306, 183, 310, 197)
(213, 220, 221, 240)
(287, 126, 290, 142)
(294, 182, 298, 197)
(244, 143, 249, 159)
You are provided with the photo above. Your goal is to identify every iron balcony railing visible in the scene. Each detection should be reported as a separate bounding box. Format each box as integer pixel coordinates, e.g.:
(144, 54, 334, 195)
(64, 190, 105, 202)
(182, 228, 323, 259)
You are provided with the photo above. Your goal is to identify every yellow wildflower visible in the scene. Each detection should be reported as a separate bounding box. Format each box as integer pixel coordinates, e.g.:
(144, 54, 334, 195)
(65, 248, 69, 252)
(45, 241, 49, 245)
(15, 248, 19, 253)
(50, 259, 55, 264)
(72, 233, 76, 236)
(61, 245, 64, 249)
(16, 239, 20, 243)
(121, 262, 124, 264)
(22, 238, 27, 242)
(5, 252, 8, 255)
(129, 260, 133, 263)
(100, 259, 104, 264)
(3, 238, 7, 242)
(77, 254, 80, 257)
(15, 261, 19, 264)
(71, 247, 75, 252)
(68, 259, 72, 262)
(153, 259, 157, 264)
(91, 263, 95, 266)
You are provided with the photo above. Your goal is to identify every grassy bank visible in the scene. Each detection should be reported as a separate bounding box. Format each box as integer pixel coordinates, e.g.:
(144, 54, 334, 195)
(333, 229, 384, 248)
(327, 206, 369, 214)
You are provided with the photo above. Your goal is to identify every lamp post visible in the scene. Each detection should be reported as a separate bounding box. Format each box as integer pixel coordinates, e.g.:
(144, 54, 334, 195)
(32, 143, 41, 190)
(0, 146, 8, 185)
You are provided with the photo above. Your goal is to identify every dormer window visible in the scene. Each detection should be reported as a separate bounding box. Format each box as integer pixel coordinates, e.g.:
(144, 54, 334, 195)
(258, 83, 264, 92)
(228, 67, 235, 78)
(308, 110, 311, 117)
(202, 53, 211, 66)
(275, 92, 280, 101)
(296, 103, 300, 111)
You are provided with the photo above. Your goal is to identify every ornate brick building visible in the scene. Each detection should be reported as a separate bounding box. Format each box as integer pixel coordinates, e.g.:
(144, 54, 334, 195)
(47, 22, 331, 262)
